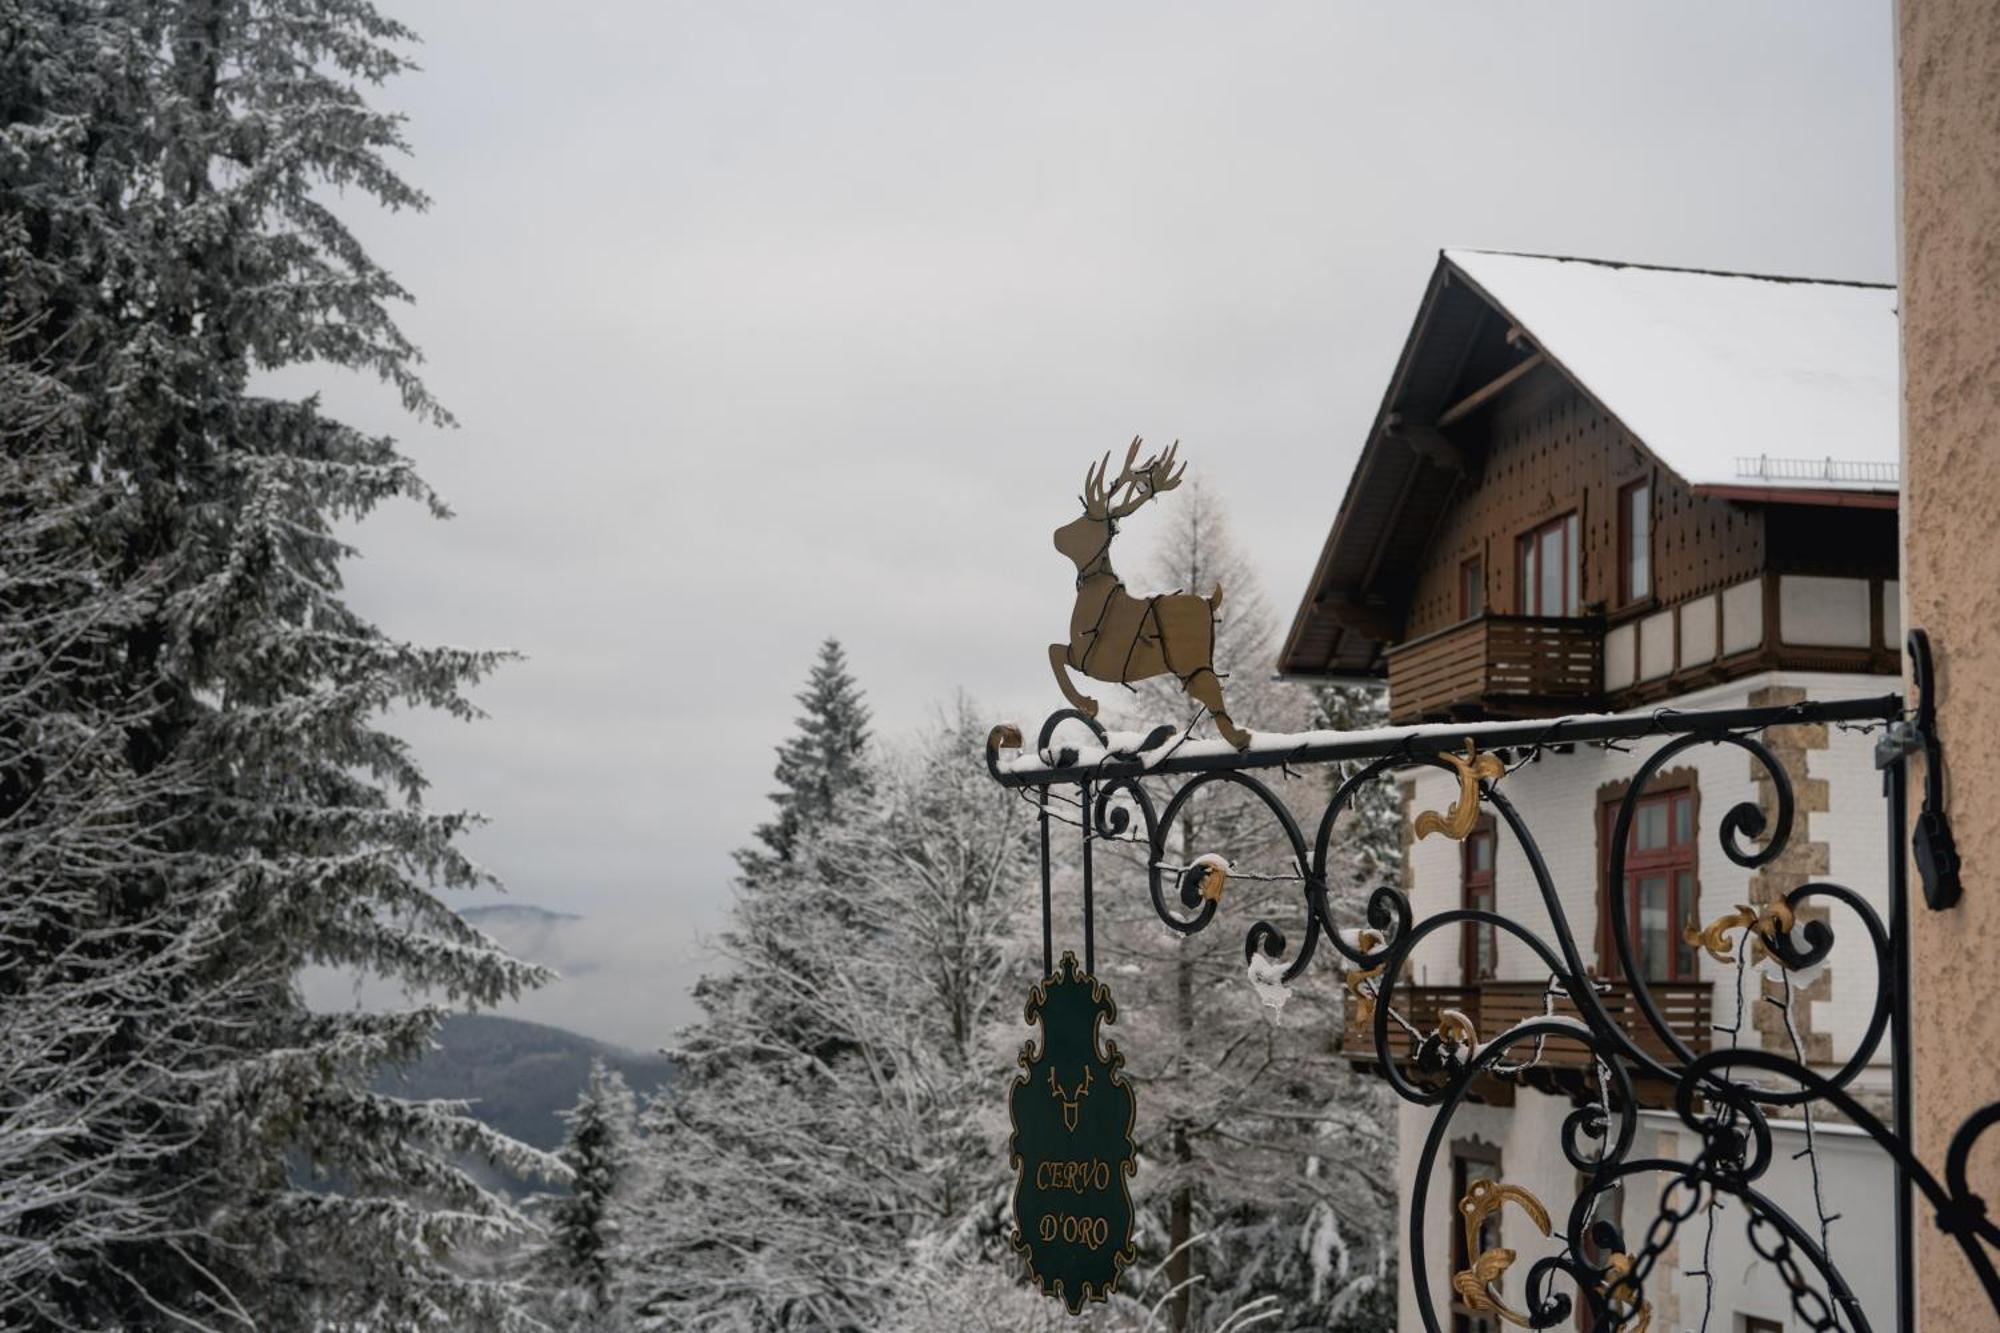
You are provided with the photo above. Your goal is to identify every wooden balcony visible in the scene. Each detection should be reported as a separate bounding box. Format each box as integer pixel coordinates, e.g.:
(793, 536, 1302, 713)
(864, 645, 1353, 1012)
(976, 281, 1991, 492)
(1343, 979, 1712, 1094)
(1384, 614, 1603, 723)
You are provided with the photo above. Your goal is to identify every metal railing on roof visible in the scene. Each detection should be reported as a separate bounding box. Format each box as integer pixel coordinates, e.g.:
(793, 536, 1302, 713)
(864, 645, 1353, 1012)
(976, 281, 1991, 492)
(1734, 454, 1900, 485)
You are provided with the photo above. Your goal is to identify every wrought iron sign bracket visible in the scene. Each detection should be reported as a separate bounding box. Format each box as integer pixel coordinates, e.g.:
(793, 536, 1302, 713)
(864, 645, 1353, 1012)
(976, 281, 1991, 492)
(986, 634, 1995, 1332)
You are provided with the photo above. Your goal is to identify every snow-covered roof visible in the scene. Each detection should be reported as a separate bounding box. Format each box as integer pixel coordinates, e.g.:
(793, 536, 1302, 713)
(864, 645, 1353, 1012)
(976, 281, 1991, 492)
(1444, 250, 1899, 493)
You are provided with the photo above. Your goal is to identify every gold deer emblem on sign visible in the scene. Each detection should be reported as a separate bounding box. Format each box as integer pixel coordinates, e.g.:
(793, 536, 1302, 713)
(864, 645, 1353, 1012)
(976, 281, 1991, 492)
(1047, 1065, 1094, 1132)
(1050, 439, 1249, 749)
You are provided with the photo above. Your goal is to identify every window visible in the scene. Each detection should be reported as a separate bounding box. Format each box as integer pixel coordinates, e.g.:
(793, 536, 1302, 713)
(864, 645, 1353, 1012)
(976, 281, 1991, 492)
(1619, 479, 1651, 604)
(1599, 785, 1698, 981)
(1742, 1320, 1782, 1333)
(1519, 512, 1581, 616)
(1462, 816, 1497, 983)
(1450, 1142, 1504, 1333)
(1461, 555, 1486, 620)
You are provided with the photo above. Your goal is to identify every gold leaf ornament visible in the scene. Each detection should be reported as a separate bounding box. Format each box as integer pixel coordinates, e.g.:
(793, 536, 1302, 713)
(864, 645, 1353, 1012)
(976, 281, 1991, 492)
(1452, 1178, 1654, 1332)
(1415, 740, 1507, 841)
(1452, 1178, 1552, 1329)
(1436, 1007, 1479, 1050)
(1598, 1251, 1652, 1333)
(1683, 900, 1797, 966)
(1343, 929, 1386, 1026)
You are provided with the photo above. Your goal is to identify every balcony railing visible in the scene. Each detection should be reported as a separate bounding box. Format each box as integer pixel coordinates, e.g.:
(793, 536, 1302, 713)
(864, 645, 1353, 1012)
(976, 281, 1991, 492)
(1384, 613, 1602, 723)
(1342, 979, 1713, 1073)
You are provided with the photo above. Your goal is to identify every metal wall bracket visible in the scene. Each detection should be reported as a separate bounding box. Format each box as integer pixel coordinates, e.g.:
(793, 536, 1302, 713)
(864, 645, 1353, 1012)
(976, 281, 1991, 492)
(1877, 628, 1963, 910)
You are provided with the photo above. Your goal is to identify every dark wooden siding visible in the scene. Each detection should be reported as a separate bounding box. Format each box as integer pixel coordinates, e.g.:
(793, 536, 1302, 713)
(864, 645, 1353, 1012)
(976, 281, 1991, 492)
(1403, 377, 1768, 641)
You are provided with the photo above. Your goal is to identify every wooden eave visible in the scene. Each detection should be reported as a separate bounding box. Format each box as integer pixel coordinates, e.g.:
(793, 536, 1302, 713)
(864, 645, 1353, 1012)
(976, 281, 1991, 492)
(1690, 484, 1898, 510)
(1279, 255, 1530, 677)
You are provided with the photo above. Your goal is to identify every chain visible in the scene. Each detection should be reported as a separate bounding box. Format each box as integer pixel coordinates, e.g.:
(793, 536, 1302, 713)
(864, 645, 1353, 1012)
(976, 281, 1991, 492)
(1746, 1210, 1842, 1331)
(1620, 1169, 1707, 1320)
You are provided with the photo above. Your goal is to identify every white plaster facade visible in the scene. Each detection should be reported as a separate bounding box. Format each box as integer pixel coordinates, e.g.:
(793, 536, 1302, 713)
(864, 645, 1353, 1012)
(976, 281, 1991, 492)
(1388, 670, 1903, 1333)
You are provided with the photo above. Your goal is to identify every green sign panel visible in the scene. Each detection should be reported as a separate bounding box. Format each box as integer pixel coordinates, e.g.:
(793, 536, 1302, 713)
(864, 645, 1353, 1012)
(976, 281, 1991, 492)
(1008, 952, 1138, 1313)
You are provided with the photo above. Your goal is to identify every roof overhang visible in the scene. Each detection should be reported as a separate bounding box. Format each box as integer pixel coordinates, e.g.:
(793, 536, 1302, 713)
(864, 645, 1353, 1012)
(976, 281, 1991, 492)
(1278, 255, 1510, 677)
(1689, 484, 1898, 509)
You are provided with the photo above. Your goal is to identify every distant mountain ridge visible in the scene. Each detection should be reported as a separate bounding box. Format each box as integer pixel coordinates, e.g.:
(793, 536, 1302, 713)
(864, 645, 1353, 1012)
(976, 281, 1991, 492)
(459, 903, 580, 928)
(381, 1012, 675, 1154)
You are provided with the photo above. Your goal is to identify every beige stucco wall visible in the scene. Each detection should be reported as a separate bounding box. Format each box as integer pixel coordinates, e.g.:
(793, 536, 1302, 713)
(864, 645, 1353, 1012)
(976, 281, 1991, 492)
(1897, 0, 2000, 1326)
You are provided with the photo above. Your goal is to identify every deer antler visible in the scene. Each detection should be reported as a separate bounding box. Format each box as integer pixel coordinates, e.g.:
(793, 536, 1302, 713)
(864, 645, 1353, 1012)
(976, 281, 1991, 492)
(1084, 437, 1186, 518)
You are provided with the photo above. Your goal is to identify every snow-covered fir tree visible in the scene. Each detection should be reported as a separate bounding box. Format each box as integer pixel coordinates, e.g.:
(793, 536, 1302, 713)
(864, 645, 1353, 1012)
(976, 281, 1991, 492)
(540, 1060, 638, 1331)
(624, 699, 1036, 1330)
(0, 311, 249, 1315)
(625, 644, 882, 1327)
(0, 2, 556, 1325)
(740, 637, 875, 878)
(689, 638, 876, 1070)
(1094, 477, 1396, 1332)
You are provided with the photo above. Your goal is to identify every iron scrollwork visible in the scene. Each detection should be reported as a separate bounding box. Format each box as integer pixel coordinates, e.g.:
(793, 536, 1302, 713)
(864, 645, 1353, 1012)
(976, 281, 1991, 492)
(986, 655, 1998, 1332)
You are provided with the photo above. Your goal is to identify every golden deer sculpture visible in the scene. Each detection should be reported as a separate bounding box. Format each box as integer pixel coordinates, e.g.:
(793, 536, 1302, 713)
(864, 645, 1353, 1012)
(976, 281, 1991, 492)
(1050, 439, 1248, 749)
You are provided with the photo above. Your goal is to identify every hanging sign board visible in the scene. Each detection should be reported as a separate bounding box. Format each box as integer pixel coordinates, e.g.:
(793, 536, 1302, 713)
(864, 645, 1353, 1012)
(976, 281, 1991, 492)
(1008, 951, 1138, 1313)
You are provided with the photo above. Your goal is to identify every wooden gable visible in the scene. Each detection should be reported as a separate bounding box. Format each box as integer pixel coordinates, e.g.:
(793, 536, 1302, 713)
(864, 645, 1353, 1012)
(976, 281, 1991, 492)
(1399, 375, 1765, 643)
(1281, 252, 1900, 720)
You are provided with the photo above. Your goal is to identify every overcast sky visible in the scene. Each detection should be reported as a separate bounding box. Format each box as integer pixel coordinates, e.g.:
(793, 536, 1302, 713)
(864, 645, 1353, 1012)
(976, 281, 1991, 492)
(301, 2, 1895, 1044)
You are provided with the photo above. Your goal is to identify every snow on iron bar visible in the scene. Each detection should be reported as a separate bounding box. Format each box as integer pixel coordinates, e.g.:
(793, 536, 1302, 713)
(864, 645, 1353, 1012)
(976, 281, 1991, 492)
(1473, 1013, 1593, 1061)
(1246, 950, 1291, 1014)
(997, 709, 1632, 777)
(1026, 721, 1187, 771)
(1099, 788, 1143, 839)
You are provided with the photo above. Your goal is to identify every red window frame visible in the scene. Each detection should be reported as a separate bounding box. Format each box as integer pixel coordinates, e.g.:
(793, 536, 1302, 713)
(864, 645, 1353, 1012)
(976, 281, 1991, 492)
(1462, 816, 1497, 983)
(1618, 479, 1651, 605)
(1598, 786, 1698, 981)
(1518, 512, 1581, 616)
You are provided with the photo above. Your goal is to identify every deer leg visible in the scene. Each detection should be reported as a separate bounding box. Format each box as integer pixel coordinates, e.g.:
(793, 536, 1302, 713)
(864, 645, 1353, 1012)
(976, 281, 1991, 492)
(1182, 666, 1250, 750)
(1050, 644, 1099, 717)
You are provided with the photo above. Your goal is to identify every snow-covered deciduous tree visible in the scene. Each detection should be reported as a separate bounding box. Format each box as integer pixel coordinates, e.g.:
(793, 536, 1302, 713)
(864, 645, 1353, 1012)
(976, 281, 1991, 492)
(623, 696, 1036, 1330)
(539, 1060, 638, 1331)
(0, 2, 557, 1325)
(1086, 477, 1396, 1332)
(624, 574, 1393, 1329)
(1308, 680, 1403, 895)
